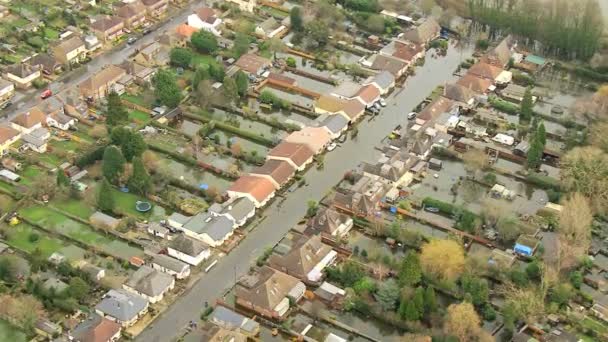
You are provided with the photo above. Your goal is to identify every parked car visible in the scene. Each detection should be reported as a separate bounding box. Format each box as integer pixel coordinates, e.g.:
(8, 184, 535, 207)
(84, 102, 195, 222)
(326, 142, 337, 151)
(127, 37, 137, 45)
(379, 98, 387, 107)
(373, 102, 382, 110)
(142, 28, 152, 35)
(407, 112, 417, 120)
(40, 89, 52, 99)
(424, 207, 439, 213)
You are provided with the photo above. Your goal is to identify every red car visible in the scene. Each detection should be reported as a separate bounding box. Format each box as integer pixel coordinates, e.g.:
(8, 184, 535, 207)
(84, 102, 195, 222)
(40, 89, 52, 99)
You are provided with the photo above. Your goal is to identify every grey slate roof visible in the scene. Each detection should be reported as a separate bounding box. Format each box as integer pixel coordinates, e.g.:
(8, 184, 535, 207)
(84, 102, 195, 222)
(168, 212, 190, 225)
(170, 235, 209, 256)
(223, 197, 255, 222)
(320, 114, 349, 134)
(125, 265, 173, 297)
(367, 70, 394, 90)
(95, 289, 148, 322)
(210, 306, 260, 334)
(183, 212, 234, 241)
(152, 254, 189, 273)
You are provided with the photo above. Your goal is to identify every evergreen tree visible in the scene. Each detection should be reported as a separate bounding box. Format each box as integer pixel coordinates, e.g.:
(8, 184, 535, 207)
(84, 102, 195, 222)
(520, 87, 533, 122)
(402, 300, 420, 321)
(234, 71, 249, 98)
(527, 135, 544, 170)
(56, 171, 70, 187)
(121, 131, 147, 162)
(153, 69, 182, 108)
(290, 6, 304, 32)
(97, 179, 115, 214)
(191, 66, 210, 91)
(537, 122, 546, 146)
(376, 279, 400, 311)
(105, 91, 128, 127)
(222, 76, 239, 106)
(128, 157, 152, 196)
(413, 287, 425, 317)
(424, 286, 437, 313)
(398, 251, 422, 286)
(102, 146, 126, 184)
(190, 30, 218, 53)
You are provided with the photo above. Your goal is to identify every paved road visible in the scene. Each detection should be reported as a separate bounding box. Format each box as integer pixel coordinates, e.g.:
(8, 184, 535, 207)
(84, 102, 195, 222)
(137, 43, 473, 342)
(0, 2, 201, 121)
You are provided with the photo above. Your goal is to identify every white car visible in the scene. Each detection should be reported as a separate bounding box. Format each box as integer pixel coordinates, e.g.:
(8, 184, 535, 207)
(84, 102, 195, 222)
(327, 142, 337, 151)
(373, 102, 382, 110)
(379, 98, 387, 107)
(407, 112, 417, 120)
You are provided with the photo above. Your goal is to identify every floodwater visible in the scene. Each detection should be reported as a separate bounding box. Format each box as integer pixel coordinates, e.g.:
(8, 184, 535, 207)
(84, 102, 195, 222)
(159, 157, 233, 192)
(283, 71, 335, 93)
(261, 86, 316, 108)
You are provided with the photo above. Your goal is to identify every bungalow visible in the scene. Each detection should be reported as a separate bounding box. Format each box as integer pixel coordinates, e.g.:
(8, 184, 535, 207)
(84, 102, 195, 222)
(363, 70, 395, 95)
(369, 54, 409, 78)
(70, 314, 122, 342)
(90, 17, 125, 43)
(209, 306, 261, 337)
(151, 253, 191, 279)
(3, 63, 41, 89)
(226, 0, 257, 12)
(142, 0, 168, 18)
(22, 128, 50, 153)
(147, 222, 172, 240)
(116, 1, 147, 29)
(168, 234, 211, 266)
(235, 54, 271, 76)
(481, 35, 513, 68)
(0, 126, 20, 156)
(52, 36, 87, 66)
(249, 159, 295, 190)
(78, 65, 126, 100)
(29, 53, 62, 75)
(255, 17, 285, 39)
(443, 83, 476, 106)
(235, 266, 305, 319)
(123, 265, 175, 303)
(227, 175, 276, 208)
(267, 141, 314, 171)
(47, 111, 76, 130)
(467, 62, 512, 85)
(95, 289, 149, 327)
(417, 97, 455, 122)
(306, 207, 353, 238)
(314, 95, 365, 122)
(188, 7, 222, 36)
(197, 323, 248, 341)
(11, 107, 46, 134)
(208, 197, 257, 228)
(331, 82, 380, 108)
(456, 74, 494, 94)
(380, 39, 425, 65)
(284, 126, 332, 155)
(269, 233, 337, 283)
(0, 79, 14, 105)
(402, 18, 441, 45)
(168, 211, 235, 247)
(319, 114, 349, 139)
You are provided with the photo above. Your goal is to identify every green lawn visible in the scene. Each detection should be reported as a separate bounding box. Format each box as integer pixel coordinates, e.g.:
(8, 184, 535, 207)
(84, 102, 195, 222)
(43, 27, 60, 39)
(121, 93, 147, 106)
(51, 198, 95, 220)
(191, 53, 220, 69)
(36, 152, 63, 167)
(19, 165, 44, 186)
(0, 320, 26, 342)
(110, 187, 166, 220)
(9, 17, 30, 28)
(129, 110, 151, 123)
(0, 181, 16, 197)
(5, 223, 64, 258)
(49, 139, 84, 153)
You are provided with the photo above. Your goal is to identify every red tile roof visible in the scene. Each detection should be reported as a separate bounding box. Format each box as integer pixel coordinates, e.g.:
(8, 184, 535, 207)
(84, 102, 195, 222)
(356, 84, 380, 104)
(268, 142, 314, 168)
(250, 159, 295, 188)
(456, 74, 493, 93)
(175, 24, 197, 38)
(228, 175, 275, 203)
(468, 62, 504, 80)
(11, 107, 46, 128)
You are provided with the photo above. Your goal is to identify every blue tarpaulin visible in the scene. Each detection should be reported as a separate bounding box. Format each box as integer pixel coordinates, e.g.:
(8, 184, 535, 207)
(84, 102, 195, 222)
(514, 243, 533, 256)
(390, 206, 397, 214)
(199, 184, 209, 190)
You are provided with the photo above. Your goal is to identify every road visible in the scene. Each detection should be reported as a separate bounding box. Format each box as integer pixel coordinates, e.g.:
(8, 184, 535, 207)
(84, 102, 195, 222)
(1, 1, 202, 121)
(137, 43, 473, 342)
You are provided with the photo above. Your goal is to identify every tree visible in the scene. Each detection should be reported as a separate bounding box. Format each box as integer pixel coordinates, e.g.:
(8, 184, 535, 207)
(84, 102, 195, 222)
(153, 69, 182, 108)
(209, 63, 225, 82)
(104, 91, 128, 127)
(444, 302, 489, 342)
(413, 287, 425, 317)
(526, 137, 543, 170)
(97, 179, 115, 214)
(420, 0, 436, 14)
(366, 14, 385, 33)
(234, 70, 249, 98)
(561, 147, 608, 214)
(290, 6, 304, 32)
(233, 33, 249, 58)
(190, 30, 218, 53)
(461, 274, 489, 307)
(462, 149, 489, 175)
(537, 122, 546, 146)
(424, 286, 437, 313)
(306, 200, 319, 218)
(375, 278, 399, 311)
(128, 157, 152, 196)
(191, 66, 210, 91)
(0, 255, 19, 282)
(400, 300, 420, 321)
(56, 171, 70, 187)
(305, 21, 330, 48)
(169, 47, 193, 68)
(195, 80, 214, 109)
(520, 87, 533, 122)
(142, 150, 160, 171)
(102, 146, 126, 184)
(398, 251, 422, 286)
(496, 216, 521, 243)
(222, 76, 239, 106)
(420, 239, 465, 282)
(67, 277, 89, 301)
(111, 128, 147, 162)
(558, 193, 593, 270)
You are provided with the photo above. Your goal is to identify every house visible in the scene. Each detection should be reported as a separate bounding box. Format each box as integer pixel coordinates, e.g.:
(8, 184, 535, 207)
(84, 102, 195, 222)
(363, 71, 395, 95)
(169, 211, 235, 247)
(306, 207, 353, 237)
(10, 107, 46, 133)
(500, 84, 536, 103)
(209, 306, 261, 337)
(369, 54, 409, 78)
(35, 320, 62, 339)
(269, 233, 337, 283)
(235, 266, 305, 319)
(120, 61, 156, 85)
(95, 289, 149, 327)
(227, 175, 276, 208)
(52, 36, 87, 66)
(116, 1, 147, 29)
(196, 323, 248, 342)
(443, 83, 476, 105)
(47, 111, 76, 130)
(319, 114, 349, 139)
(168, 234, 211, 266)
(29, 53, 62, 75)
(60, 87, 90, 118)
(226, 0, 257, 12)
(172, 24, 198, 47)
(142, 0, 168, 18)
(151, 253, 190, 279)
(123, 265, 175, 303)
(70, 314, 122, 342)
(21, 128, 49, 153)
(235, 54, 271, 76)
(90, 17, 125, 42)
(284, 126, 332, 155)
(380, 39, 425, 65)
(188, 7, 222, 36)
(255, 17, 285, 39)
(79, 65, 126, 100)
(468, 62, 512, 85)
(84, 35, 102, 52)
(208, 197, 257, 228)
(314, 95, 365, 122)
(402, 18, 441, 45)
(0, 79, 14, 105)
(249, 159, 295, 190)
(267, 141, 314, 171)
(417, 97, 455, 122)
(132, 42, 166, 67)
(332, 82, 381, 108)
(481, 35, 513, 68)
(3, 63, 41, 89)
(89, 211, 120, 230)
(456, 74, 494, 94)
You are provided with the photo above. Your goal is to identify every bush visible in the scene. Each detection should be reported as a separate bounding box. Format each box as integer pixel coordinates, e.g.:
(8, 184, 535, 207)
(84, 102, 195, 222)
(422, 198, 478, 232)
(28, 233, 40, 243)
(489, 96, 519, 115)
(512, 70, 535, 87)
(476, 39, 489, 50)
(286, 57, 296, 68)
(32, 79, 48, 89)
(526, 172, 561, 191)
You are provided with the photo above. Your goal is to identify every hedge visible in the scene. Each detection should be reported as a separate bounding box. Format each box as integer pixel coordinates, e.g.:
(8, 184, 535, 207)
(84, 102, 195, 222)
(422, 197, 478, 233)
(489, 96, 520, 115)
(525, 172, 561, 191)
(75, 145, 106, 168)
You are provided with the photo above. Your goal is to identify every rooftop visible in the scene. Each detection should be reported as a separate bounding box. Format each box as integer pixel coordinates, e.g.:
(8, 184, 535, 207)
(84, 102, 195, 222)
(228, 175, 276, 203)
(95, 289, 148, 322)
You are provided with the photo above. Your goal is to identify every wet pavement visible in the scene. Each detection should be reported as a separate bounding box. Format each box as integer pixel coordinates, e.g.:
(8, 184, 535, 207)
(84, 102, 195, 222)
(136, 42, 473, 342)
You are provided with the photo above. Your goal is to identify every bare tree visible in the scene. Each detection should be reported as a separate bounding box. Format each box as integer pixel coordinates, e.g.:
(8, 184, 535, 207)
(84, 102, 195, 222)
(462, 149, 489, 178)
(561, 146, 608, 214)
(444, 302, 492, 342)
(420, 239, 465, 282)
(558, 193, 593, 270)
(590, 121, 608, 152)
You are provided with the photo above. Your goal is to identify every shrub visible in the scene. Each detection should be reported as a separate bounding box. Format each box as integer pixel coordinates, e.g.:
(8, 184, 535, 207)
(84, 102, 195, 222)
(286, 57, 296, 68)
(489, 96, 519, 115)
(28, 233, 40, 243)
(526, 172, 561, 191)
